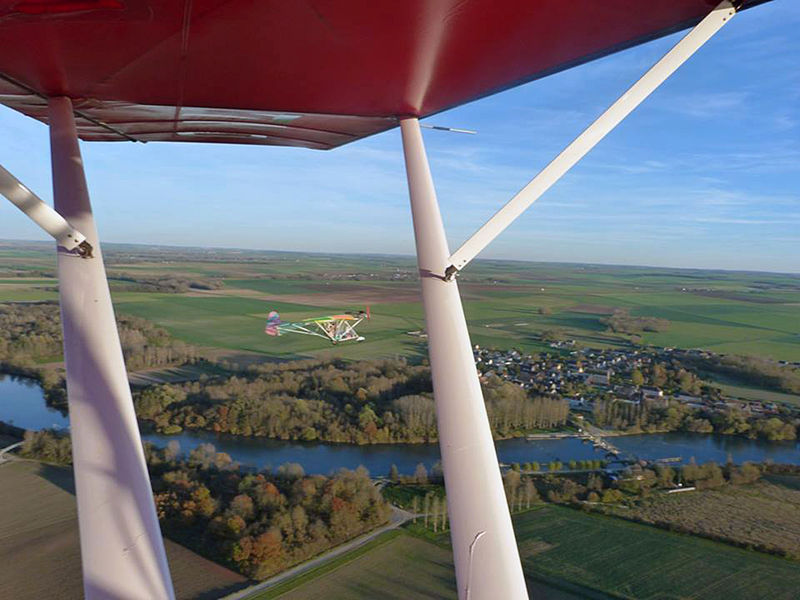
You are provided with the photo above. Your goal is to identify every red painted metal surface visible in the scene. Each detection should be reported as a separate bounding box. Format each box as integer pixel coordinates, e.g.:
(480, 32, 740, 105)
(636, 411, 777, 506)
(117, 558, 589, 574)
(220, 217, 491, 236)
(0, 0, 768, 148)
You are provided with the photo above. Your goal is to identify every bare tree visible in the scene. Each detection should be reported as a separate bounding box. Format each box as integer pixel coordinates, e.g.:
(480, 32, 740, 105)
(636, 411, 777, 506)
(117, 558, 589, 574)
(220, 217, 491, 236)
(524, 478, 539, 509)
(414, 463, 429, 484)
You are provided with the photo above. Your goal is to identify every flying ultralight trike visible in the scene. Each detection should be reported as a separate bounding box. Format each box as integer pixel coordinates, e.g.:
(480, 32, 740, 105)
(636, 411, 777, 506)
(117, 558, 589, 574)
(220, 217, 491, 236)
(265, 307, 370, 344)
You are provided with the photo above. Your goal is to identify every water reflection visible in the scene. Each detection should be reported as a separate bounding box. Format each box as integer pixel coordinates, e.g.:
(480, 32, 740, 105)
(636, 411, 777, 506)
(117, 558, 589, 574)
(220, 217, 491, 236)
(2, 375, 798, 475)
(0, 375, 69, 431)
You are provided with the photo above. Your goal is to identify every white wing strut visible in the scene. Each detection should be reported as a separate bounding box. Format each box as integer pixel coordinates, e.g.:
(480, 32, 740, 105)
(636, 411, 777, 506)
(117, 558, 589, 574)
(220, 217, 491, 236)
(49, 96, 175, 600)
(400, 117, 527, 600)
(445, 0, 739, 278)
(0, 164, 92, 257)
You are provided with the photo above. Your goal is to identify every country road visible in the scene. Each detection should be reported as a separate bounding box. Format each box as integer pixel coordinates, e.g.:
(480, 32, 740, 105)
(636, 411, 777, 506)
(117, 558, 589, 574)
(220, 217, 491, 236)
(0, 441, 23, 464)
(223, 506, 416, 600)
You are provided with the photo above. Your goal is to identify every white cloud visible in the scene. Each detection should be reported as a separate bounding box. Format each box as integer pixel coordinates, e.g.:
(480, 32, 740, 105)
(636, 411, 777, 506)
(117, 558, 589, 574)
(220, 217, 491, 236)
(654, 91, 749, 118)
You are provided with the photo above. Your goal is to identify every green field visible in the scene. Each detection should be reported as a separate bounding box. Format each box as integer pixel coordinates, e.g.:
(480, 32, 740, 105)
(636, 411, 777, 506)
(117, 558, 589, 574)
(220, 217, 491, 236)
(609, 480, 800, 558)
(244, 505, 800, 600)
(705, 378, 800, 408)
(255, 527, 585, 600)
(515, 506, 800, 600)
(2, 241, 799, 362)
(253, 532, 458, 600)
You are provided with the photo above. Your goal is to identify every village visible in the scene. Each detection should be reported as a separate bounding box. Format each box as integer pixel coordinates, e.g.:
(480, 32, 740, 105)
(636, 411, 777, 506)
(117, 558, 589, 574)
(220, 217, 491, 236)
(473, 343, 795, 419)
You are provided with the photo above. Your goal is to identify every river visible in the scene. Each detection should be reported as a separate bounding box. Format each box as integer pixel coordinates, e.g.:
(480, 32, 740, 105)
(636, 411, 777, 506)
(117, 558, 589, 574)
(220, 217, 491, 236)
(2, 374, 798, 475)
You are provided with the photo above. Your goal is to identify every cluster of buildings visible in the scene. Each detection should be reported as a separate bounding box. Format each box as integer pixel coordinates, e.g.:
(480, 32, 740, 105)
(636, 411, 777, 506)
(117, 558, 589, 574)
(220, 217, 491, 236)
(473, 344, 790, 418)
(320, 268, 416, 281)
(474, 345, 646, 394)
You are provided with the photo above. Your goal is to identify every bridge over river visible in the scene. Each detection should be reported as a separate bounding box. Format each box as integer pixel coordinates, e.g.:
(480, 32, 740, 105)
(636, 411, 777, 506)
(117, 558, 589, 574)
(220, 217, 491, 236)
(525, 430, 642, 465)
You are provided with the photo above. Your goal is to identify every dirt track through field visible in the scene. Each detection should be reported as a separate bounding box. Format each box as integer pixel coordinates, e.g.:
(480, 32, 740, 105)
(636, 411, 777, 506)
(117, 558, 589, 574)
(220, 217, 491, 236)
(186, 286, 422, 307)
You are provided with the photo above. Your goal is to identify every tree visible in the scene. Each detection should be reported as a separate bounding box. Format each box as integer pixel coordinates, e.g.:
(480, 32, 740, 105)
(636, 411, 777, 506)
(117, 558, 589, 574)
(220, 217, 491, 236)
(389, 464, 399, 483)
(631, 369, 645, 386)
(230, 494, 255, 520)
(290, 505, 308, 541)
(277, 462, 305, 479)
(685, 417, 713, 434)
(523, 478, 539, 508)
(652, 363, 668, 387)
(587, 473, 604, 492)
(753, 417, 797, 441)
(414, 463, 429, 484)
(540, 329, 563, 343)
(224, 514, 247, 537)
(504, 470, 521, 509)
(696, 462, 725, 489)
(188, 443, 218, 469)
(250, 528, 286, 579)
(601, 489, 624, 504)
(86, 444, 394, 582)
(655, 465, 675, 488)
(738, 462, 761, 484)
(677, 369, 700, 394)
(358, 405, 379, 437)
(164, 440, 181, 462)
(430, 461, 444, 483)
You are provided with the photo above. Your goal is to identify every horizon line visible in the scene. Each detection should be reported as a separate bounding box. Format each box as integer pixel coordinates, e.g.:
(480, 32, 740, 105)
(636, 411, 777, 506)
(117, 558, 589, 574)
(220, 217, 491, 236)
(2, 237, 798, 277)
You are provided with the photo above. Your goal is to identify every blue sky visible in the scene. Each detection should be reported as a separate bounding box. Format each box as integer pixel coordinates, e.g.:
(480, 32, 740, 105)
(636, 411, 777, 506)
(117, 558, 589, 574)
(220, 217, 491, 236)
(1, 1, 798, 273)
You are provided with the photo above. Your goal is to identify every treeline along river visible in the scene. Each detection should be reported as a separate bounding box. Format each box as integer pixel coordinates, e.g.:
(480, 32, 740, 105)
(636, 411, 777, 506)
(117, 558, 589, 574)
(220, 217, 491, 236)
(2, 375, 799, 475)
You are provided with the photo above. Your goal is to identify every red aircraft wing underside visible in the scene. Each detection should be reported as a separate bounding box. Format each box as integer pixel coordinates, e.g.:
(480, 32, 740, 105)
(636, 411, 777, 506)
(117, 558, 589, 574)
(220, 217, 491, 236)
(0, 0, 769, 149)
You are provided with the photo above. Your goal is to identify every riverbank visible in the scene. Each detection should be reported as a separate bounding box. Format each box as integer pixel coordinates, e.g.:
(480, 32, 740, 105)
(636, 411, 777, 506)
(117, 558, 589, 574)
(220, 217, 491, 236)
(6, 386, 800, 600)
(3, 375, 799, 475)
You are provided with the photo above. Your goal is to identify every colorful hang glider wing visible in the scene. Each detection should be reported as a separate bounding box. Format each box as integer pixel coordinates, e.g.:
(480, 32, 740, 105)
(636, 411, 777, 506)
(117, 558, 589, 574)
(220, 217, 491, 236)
(0, 0, 770, 149)
(265, 310, 368, 344)
(264, 310, 282, 336)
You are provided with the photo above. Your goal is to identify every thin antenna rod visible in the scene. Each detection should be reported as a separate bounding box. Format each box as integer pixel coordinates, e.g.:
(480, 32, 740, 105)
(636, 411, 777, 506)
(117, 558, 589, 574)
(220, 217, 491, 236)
(421, 124, 477, 134)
